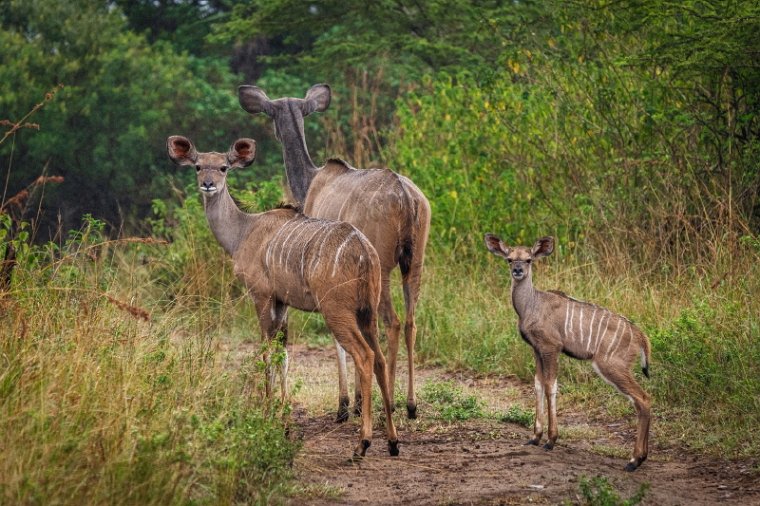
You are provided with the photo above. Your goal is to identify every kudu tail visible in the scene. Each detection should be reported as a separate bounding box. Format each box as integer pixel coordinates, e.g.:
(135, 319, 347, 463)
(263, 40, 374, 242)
(640, 332, 652, 378)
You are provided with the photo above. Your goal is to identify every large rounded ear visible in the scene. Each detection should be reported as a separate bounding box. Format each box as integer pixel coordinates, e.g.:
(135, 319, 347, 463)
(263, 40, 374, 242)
(167, 135, 198, 166)
(302, 83, 331, 116)
(484, 233, 510, 259)
(531, 236, 554, 258)
(227, 138, 256, 168)
(238, 85, 273, 116)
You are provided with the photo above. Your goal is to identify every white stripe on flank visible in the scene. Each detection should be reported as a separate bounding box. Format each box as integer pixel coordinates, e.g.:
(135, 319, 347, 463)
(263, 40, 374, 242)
(336, 195, 352, 220)
(586, 308, 597, 350)
(300, 223, 328, 279)
(309, 226, 332, 273)
(592, 311, 607, 353)
(331, 231, 356, 277)
(564, 303, 570, 338)
(609, 320, 628, 360)
(284, 220, 316, 269)
(265, 217, 296, 270)
(604, 317, 623, 361)
(278, 220, 310, 268)
(568, 304, 576, 339)
(367, 179, 386, 208)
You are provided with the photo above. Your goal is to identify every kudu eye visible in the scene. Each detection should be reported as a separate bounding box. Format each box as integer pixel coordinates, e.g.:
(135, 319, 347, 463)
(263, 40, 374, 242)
(220, 166, 228, 173)
(195, 165, 201, 172)
(526, 259, 532, 264)
(507, 258, 513, 264)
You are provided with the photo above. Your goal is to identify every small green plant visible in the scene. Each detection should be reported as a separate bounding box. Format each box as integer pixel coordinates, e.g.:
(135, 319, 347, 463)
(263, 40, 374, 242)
(420, 380, 484, 422)
(572, 475, 649, 506)
(500, 404, 534, 428)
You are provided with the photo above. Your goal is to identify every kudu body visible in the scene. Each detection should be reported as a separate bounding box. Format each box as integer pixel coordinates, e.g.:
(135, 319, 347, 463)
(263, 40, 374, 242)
(485, 234, 652, 471)
(167, 135, 398, 458)
(239, 84, 431, 420)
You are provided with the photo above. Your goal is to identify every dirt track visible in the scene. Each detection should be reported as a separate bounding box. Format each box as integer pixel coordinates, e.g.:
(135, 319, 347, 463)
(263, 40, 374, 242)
(228, 341, 760, 504)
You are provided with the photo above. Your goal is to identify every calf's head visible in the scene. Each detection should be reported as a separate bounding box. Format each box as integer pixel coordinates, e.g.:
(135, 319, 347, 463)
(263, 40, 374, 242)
(484, 234, 554, 281)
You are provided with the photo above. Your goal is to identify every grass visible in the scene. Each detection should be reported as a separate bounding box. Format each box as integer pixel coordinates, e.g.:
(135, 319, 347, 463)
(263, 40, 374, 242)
(569, 476, 650, 506)
(0, 216, 296, 505)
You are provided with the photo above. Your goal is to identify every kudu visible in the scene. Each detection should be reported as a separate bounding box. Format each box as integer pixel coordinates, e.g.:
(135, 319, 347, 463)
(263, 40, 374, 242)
(166, 135, 399, 458)
(239, 83, 431, 420)
(484, 234, 652, 472)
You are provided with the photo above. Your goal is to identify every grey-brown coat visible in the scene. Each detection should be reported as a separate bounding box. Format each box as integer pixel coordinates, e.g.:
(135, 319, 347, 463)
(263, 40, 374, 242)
(485, 234, 651, 472)
(239, 84, 431, 420)
(166, 135, 399, 458)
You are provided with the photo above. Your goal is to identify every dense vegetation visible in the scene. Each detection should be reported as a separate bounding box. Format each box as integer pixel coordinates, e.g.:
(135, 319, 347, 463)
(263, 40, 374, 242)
(2, 0, 759, 503)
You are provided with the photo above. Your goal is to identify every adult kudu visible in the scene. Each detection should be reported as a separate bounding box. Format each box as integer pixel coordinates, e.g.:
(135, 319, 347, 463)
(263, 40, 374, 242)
(166, 135, 399, 458)
(239, 83, 431, 420)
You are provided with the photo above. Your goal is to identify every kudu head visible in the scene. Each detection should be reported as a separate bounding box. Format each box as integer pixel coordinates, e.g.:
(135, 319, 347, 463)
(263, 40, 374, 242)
(237, 83, 331, 142)
(167, 135, 256, 197)
(484, 234, 554, 282)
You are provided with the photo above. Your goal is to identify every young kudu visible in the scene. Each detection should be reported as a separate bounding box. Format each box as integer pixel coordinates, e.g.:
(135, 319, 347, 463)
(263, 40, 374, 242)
(484, 234, 652, 471)
(166, 135, 399, 458)
(238, 84, 431, 420)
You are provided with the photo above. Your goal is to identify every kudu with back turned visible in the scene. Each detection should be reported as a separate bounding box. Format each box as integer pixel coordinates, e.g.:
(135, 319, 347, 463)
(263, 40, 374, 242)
(166, 134, 399, 458)
(484, 234, 652, 471)
(239, 84, 431, 420)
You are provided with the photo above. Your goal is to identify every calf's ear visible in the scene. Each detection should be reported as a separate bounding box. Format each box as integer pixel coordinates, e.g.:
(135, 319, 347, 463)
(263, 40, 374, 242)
(484, 233, 511, 259)
(531, 236, 554, 258)
(227, 138, 256, 168)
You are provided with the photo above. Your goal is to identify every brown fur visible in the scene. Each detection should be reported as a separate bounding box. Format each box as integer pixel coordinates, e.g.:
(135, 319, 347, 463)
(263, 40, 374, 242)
(485, 234, 651, 471)
(167, 135, 399, 458)
(239, 84, 431, 419)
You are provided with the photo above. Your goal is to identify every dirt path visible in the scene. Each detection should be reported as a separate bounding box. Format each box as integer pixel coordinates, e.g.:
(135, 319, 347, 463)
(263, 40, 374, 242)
(227, 341, 760, 504)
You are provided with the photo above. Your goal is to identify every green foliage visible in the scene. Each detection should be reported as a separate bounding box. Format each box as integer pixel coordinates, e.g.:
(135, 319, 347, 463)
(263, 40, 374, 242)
(500, 405, 534, 429)
(573, 476, 649, 506)
(420, 380, 484, 422)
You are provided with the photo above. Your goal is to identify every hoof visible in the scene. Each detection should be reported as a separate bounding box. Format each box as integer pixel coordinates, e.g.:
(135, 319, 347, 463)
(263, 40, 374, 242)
(388, 439, 400, 456)
(407, 403, 417, 419)
(543, 441, 555, 451)
(336, 397, 350, 423)
(351, 439, 371, 460)
(526, 438, 540, 446)
(624, 457, 646, 472)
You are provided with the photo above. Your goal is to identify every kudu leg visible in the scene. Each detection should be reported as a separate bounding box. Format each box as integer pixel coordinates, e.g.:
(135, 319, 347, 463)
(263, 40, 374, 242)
(539, 352, 560, 451)
(253, 297, 278, 400)
(527, 350, 545, 446)
(335, 342, 350, 422)
(378, 275, 402, 412)
(273, 302, 290, 405)
(325, 312, 375, 458)
(358, 309, 400, 456)
(594, 361, 651, 471)
(401, 261, 423, 419)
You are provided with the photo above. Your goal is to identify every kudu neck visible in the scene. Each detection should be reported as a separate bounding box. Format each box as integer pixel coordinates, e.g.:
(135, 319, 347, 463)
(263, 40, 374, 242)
(277, 114, 319, 204)
(511, 274, 539, 318)
(202, 186, 254, 256)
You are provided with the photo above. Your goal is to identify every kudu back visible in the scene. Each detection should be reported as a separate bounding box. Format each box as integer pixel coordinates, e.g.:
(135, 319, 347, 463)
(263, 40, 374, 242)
(485, 234, 651, 472)
(239, 83, 431, 420)
(166, 134, 399, 458)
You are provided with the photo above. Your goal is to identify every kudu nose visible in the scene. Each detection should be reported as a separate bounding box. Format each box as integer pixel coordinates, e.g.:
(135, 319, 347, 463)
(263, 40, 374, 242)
(513, 267, 523, 277)
(201, 180, 214, 190)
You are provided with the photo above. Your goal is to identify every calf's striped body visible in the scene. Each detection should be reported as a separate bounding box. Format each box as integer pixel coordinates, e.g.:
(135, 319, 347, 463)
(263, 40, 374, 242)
(485, 234, 651, 472)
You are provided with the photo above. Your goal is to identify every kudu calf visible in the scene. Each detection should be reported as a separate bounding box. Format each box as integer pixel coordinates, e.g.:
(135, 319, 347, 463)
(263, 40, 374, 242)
(484, 234, 652, 471)
(166, 135, 398, 458)
(239, 83, 430, 421)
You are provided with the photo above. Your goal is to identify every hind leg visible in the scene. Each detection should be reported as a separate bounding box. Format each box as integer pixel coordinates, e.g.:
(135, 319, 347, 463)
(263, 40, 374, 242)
(335, 342, 350, 422)
(378, 271, 401, 412)
(593, 360, 651, 471)
(401, 262, 423, 419)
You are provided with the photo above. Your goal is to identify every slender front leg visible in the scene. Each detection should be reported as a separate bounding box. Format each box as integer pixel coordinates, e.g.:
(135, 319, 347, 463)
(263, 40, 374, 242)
(252, 295, 277, 399)
(335, 342, 350, 422)
(540, 352, 560, 450)
(528, 349, 545, 446)
(273, 302, 289, 405)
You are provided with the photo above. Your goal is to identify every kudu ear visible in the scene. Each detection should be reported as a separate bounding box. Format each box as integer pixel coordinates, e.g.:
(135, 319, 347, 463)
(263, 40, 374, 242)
(167, 135, 198, 166)
(238, 85, 273, 116)
(227, 138, 256, 168)
(531, 236, 555, 258)
(302, 83, 331, 116)
(484, 233, 511, 259)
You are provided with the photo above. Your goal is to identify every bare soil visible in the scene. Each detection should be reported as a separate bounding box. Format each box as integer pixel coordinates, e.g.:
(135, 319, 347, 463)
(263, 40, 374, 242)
(226, 341, 760, 505)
